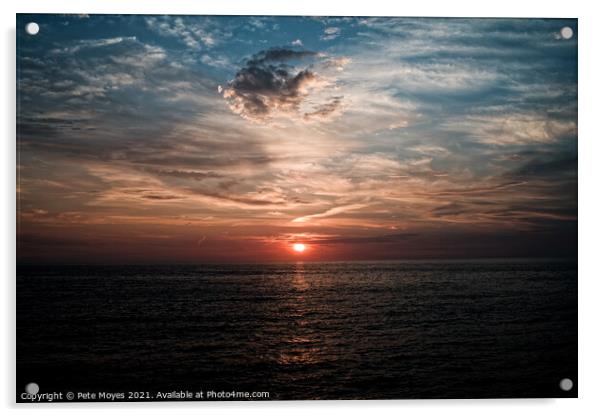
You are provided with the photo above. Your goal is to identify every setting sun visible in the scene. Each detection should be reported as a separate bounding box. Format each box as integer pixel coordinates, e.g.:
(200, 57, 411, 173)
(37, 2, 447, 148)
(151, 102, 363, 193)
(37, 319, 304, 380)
(293, 243, 306, 253)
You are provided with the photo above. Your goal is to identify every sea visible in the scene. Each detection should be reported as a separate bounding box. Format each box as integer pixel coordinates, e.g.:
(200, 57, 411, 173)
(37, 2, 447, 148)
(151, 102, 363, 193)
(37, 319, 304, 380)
(16, 260, 577, 401)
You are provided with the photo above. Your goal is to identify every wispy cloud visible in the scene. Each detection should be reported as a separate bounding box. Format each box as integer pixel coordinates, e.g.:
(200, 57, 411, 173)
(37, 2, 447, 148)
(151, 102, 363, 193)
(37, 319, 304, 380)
(292, 203, 367, 223)
(145, 16, 231, 48)
(321, 27, 341, 41)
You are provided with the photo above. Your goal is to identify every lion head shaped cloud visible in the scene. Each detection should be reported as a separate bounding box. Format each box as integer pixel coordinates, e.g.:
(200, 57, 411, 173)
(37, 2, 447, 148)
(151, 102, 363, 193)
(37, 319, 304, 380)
(220, 47, 348, 123)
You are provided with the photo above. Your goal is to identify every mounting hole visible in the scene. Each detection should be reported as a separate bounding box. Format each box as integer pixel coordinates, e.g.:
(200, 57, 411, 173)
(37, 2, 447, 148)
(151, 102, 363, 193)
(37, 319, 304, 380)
(560, 26, 573, 40)
(25, 382, 39, 395)
(25, 22, 39, 36)
(559, 378, 573, 391)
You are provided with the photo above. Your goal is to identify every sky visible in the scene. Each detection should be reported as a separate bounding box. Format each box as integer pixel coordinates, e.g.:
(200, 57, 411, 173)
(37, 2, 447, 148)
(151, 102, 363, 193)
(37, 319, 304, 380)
(16, 14, 577, 263)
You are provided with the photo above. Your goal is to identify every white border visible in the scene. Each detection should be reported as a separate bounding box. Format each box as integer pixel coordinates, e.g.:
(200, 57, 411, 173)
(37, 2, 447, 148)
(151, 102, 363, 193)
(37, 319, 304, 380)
(3, 1, 601, 416)
(6, 0, 584, 17)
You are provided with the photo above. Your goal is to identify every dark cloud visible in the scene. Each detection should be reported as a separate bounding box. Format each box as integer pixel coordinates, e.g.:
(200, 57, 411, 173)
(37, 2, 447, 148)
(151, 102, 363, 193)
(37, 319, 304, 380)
(141, 194, 180, 200)
(314, 233, 420, 245)
(422, 181, 528, 198)
(304, 96, 343, 120)
(144, 168, 223, 181)
(222, 47, 345, 122)
(246, 48, 317, 66)
(508, 156, 577, 180)
(188, 188, 286, 207)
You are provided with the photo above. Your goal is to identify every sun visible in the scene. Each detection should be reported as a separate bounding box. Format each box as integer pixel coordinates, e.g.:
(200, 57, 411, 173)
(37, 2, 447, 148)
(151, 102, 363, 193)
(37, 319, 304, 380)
(293, 243, 306, 253)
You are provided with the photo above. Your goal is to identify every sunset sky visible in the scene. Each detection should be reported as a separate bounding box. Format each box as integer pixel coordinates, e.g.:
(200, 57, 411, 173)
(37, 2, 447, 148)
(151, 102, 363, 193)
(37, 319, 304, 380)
(17, 15, 577, 263)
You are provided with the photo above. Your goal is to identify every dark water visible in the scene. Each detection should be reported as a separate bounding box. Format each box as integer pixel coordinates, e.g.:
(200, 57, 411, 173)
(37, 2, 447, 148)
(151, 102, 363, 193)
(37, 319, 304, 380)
(17, 260, 577, 400)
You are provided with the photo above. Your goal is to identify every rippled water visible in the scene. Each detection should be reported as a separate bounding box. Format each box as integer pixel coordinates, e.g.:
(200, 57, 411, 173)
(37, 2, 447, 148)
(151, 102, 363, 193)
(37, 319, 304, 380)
(17, 260, 577, 400)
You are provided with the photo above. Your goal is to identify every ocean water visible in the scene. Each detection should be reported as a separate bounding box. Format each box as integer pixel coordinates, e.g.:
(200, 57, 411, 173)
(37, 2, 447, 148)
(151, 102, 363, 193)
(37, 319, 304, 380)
(16, 260, 577, 400)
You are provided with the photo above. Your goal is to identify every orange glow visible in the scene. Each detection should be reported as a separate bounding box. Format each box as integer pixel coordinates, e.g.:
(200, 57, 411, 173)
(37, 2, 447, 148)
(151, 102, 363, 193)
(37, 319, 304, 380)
(293, 243, 306, 253)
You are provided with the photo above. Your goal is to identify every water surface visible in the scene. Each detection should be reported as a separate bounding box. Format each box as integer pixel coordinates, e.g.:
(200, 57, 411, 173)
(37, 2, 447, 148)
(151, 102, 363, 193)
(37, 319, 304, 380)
(17, 260, 578, 400)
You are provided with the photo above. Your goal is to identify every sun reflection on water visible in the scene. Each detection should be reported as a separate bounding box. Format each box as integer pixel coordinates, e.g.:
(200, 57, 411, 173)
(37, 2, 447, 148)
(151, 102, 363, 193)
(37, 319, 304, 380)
(276, 262, 323, 366)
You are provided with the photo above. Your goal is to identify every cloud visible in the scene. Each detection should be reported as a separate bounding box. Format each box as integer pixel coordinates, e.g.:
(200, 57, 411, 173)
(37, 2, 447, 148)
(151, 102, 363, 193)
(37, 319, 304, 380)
(442, 113, 577, 145)
(144, 168, 223, 181)
(222, 67, 319, 120)
(321, 27, 341, 41)
(325, 57, 350, 71)
(200, 54, 232, 69)
(291, 39, 303, 46)
(49, 36, 137, 54)
(247, 17, 268, 30)
(17, 32, 220, 152)
(221, 47, 347, 123)
(303, 97, 343, 120)
(246, 48, 317, 65)
(505, 156, 577, 181)
(20, 36, 174, 103)
(145, 16, 230, 49)
(292, 203, 367, 223)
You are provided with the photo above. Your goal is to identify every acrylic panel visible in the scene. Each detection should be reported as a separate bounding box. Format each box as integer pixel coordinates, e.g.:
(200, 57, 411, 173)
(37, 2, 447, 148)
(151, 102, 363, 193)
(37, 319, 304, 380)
(16, 14, 578, 402)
